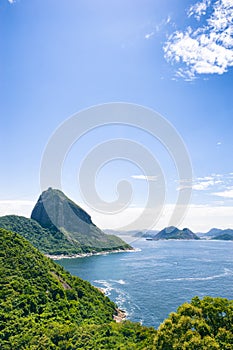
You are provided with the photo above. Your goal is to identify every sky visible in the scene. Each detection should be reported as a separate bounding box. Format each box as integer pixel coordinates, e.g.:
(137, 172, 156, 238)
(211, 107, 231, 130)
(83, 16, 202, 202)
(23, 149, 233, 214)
(1, 0, 233, 232)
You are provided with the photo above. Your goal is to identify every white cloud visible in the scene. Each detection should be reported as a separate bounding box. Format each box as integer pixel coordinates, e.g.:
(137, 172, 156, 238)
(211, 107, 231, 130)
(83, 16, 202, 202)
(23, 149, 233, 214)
(131, 175, 158, 181)
(194, 175, 225, 190)
(188, 0, 211, 20)
(144, 15, 172, 41)
(177, 174, 227, 191)
(0, 200, 34, 218)
(8, 0, 15, 3)
(145, 32, 154, 40)
(193, 180, 215, 190)
(166, 16, 172, 25)
(180, 203, 233, 231)
(164, 0, 233, 79)
(175, 178, 192, 191)
(217, 141, 222, 145)
(1, 198, 232, 233)
(212, 188, 233, 198)
(84, 203, 233, 232)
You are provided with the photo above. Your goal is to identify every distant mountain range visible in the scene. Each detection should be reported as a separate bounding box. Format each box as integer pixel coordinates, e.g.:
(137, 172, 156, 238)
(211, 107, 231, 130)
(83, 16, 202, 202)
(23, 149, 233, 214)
(0, 188, 131, 255)
(1, 187, 232, 255)
(105, 227, 199, 240)
(103, 229, 159, 238)
(197, 228, 233, 240)
(105, 227, 233, 241)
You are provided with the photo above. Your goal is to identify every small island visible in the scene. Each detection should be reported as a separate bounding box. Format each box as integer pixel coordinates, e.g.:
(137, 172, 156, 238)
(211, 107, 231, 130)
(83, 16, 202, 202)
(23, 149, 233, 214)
(146, 226, 200, 240)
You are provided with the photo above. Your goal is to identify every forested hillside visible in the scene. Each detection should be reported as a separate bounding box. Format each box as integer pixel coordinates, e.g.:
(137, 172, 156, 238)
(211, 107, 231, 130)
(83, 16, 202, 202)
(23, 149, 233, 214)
(0, 228, 155, 349)
(1, 228, 233, 349)
(0, 188, 131, 256)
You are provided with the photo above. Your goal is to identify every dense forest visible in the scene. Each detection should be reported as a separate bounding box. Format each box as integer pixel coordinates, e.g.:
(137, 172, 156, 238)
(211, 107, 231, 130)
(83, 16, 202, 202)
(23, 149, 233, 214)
(0, 228, 155, 349)
(0, 215, 82, 255)
(1, 228, 233, 349)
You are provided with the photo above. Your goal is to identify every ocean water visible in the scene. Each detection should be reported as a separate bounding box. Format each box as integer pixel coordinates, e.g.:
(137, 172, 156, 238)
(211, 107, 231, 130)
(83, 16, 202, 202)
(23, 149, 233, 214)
(58, 239, 233, 329)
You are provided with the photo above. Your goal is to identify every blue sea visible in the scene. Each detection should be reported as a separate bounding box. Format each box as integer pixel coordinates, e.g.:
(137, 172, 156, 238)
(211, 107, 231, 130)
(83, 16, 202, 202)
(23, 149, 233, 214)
(58, 239, 233, 329)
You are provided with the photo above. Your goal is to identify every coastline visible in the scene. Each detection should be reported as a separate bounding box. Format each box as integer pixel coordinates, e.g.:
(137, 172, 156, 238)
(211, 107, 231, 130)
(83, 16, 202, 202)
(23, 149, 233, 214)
(113, 308, 127, 323)
(45, 247, 138, 260)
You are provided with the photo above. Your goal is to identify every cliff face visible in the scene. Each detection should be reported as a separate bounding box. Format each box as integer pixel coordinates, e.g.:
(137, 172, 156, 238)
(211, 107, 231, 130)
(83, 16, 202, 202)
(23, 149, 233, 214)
(31, 188, 93, 234)
(31, 188, 131, 252)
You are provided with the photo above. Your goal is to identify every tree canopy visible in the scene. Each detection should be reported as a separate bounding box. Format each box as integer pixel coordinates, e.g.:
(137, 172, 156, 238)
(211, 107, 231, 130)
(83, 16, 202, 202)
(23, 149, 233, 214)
(1, 227, 233, 349)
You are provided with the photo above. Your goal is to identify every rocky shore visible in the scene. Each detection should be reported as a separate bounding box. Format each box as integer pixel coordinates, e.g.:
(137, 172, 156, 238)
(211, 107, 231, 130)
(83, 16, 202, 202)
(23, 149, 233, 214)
(113, 308, 127, 323)
(45, 248, 136, 260)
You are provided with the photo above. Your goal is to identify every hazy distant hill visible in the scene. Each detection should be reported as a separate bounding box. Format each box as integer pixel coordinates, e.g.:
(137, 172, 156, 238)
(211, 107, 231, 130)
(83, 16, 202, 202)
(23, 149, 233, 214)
(211, 229, 233, 241)
(198, 228, 233, 240)
(104, 229, 159, 238)
(152, 226, 200, 240)
(0, 188, 131, 255)
(199, 228, 223, 237)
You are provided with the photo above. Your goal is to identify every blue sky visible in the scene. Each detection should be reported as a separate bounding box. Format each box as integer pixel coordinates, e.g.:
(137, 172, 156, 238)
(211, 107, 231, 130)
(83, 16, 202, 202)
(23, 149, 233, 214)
(1, 0, 233, 231)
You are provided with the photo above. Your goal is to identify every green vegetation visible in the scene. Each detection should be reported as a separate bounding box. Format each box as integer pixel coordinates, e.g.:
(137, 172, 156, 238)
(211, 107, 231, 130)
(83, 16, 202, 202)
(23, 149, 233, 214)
(31, 187, 131, 254)
(1, 227, 233, 349)
(155, 296, 233, 349)
(0, 228, 155, 349)
(0, 215, 83, 255)
(0, 189, 131, 255)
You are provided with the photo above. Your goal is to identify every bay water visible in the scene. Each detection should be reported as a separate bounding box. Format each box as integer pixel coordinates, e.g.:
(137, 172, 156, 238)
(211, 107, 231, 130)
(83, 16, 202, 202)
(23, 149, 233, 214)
(58, 239, 233, 329)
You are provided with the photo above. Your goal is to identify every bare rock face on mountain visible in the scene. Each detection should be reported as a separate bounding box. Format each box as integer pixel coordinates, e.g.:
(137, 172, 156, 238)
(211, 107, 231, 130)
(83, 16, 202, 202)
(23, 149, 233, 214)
(31, 188, 93, 234)
(31, 188, 131, 252)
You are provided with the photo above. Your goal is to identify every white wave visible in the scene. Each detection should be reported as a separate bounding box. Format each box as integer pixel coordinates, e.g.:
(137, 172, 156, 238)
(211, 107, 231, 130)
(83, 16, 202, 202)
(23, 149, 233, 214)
(93, 280, 113, 296)
(155, 268, 233, 282)
(133, 248, 142, 252)
(112, 279, 126, 285)
(116, 295, 126, 304)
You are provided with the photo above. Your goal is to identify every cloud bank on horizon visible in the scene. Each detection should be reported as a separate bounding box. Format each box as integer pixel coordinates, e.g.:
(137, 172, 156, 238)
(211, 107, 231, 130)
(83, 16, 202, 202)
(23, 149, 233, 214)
(164, 0, 233, 80)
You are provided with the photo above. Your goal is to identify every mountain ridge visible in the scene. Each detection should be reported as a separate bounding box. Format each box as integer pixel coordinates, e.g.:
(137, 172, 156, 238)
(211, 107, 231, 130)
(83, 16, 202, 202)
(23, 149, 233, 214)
(0, 188, 131, 255)
(197, 228, 233, 240)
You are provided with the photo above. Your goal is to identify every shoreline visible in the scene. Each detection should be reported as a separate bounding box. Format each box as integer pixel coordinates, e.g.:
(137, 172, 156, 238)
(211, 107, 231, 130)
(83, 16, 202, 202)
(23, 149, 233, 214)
(45, 247, 138, 260)
(113, 308, 127, 323)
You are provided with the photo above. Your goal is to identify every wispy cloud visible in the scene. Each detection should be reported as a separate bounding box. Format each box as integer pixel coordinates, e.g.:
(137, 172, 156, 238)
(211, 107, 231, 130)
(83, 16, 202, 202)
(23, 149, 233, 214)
(131, 175, 158, 181)
(190, 173, 233, 199)
(212, 188, 233, 198)
(188, 0, 211, 20)
(8, 0, 16, 3)
(145, 32, 154, 40)
(177, 174, 226, 191)
(164, 0, 233, 80)
(144, 16, 172, 41)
